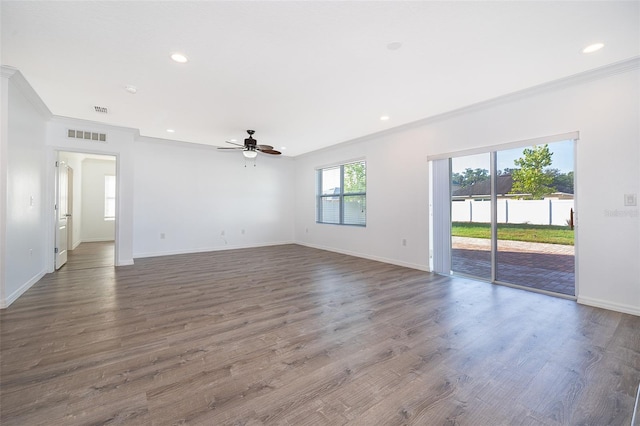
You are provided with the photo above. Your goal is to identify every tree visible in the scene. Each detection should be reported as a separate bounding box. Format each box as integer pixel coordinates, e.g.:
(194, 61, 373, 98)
(344, 161, 366, 193)
(497, 167, 518, 176)
(544, 169, 574, 194)
(510, 144, 556, 199)
(452, 168, 489, 188)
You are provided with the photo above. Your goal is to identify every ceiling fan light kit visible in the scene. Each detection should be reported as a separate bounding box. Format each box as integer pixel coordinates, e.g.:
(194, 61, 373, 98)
(243, 149, 258, 159)
(218, 130, 282, 163)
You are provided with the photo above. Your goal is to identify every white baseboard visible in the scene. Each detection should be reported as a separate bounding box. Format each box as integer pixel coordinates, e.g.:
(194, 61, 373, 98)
(1, 269, 46, 309)
(632, 382, 639, 426)
(296, 241, 430, 272)
(81, 238, 115, 243)
(133, 240, 296, 259)
(577, 296, 640, 317)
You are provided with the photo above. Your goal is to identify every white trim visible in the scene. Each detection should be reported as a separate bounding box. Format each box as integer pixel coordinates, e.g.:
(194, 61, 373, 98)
(632, 383, 639, 426)
(52, 114, 139, 137)
(81, 238, 116, 243)
(427, 131, 579, 162)
(133, 241, 296, 259)
(577, 296, 640, 317)
(1, 270, 46, 309)
(314, 156, 366, 172)
(0, 66, 52, 119)
(298, 57, 638, 159)
(0, 71, 9, 306)
(50, 148, 120, 272)
(297, 241, 430, 272)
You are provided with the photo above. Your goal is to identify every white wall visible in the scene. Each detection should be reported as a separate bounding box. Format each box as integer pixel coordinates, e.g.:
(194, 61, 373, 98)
(294, 60, 640, 315)
(3, 62, 638, 316)
(132, 137, 295, 257)
(80, 158, 115, 242)
(1, 68, 50, 307)
(46, 118, 136, 266)
(294, 142, 431, 271)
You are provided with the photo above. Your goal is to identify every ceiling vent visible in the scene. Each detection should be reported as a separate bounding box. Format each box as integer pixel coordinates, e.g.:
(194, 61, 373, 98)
(67, 129, 107, 142)
(94, 105, 108, 114)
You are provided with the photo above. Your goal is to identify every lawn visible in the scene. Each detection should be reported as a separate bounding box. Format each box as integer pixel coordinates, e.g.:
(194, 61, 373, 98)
(452, 222, 574, 245)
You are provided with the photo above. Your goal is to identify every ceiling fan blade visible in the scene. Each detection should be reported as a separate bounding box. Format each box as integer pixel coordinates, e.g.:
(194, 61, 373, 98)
(217, 147, 243, 150)
(225, 140, 245, 147)
(259, 149, 281, 155)
(256, 144, 274, 151)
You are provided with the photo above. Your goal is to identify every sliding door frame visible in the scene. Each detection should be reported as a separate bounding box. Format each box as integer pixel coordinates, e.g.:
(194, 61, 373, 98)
(429, 131, 579, 299)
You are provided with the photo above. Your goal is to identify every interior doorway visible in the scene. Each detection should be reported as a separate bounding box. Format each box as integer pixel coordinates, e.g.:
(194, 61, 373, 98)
(55, 151, 117, 270)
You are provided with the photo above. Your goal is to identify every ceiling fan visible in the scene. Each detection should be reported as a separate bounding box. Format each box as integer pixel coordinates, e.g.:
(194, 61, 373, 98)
(217, 130, 281, 158)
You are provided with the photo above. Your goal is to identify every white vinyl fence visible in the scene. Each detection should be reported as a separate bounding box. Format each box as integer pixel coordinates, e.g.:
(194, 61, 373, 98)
(452, 199, 574, 226)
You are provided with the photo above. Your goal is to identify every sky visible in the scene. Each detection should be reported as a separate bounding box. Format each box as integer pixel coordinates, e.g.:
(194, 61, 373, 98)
(452, 139, 574, 174)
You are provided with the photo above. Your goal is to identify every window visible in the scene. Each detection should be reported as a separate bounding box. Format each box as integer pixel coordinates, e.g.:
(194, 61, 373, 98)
(104, 175, 116, 220)
(317, 160, 366, 226)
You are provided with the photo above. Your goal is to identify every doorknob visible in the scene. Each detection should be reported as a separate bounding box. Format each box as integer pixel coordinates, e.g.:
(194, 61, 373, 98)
(65, 214, 72, 217)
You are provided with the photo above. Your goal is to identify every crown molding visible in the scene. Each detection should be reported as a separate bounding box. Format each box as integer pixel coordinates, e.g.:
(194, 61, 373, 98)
(298, 56, 640, 159)
(1, 65, 52, 119)
(419, 56, 640, 127)
(51, 114, 140, 137)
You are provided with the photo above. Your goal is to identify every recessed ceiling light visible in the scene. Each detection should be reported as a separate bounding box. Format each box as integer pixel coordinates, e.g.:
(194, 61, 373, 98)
(380, 115, 390, 121)
(280, 146, 287, 151)
(125, 85, 137, 94)
(166, 129, 175, 133)
(387, 42, 402, 51)
(582, 43, 604, 54)
(170, 53, 188, 63)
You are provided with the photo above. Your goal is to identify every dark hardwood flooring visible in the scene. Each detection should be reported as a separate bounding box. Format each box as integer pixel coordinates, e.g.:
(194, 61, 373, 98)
(63, 241, 114, 271)
(1, 243, 639, 425)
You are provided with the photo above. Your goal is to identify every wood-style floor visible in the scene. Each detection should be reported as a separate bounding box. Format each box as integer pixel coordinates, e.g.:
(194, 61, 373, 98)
(1, 243, 639, 425)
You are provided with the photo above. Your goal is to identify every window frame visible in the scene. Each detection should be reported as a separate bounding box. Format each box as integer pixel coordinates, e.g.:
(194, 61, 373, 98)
(104, 174, 116, 221)
(316, 160, 366, 226)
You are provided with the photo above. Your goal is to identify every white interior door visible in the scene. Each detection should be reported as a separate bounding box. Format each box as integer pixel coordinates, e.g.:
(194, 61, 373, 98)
(55, 162, 70, 269)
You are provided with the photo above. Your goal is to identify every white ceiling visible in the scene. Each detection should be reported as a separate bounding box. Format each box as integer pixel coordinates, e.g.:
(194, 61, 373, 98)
(2, 1, 638, 156)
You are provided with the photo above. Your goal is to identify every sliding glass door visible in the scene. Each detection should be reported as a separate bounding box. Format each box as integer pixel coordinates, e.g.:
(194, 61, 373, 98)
(446, 138, 575, 297)
(450, 153, 492, 280)
(494, 140, 575, 295)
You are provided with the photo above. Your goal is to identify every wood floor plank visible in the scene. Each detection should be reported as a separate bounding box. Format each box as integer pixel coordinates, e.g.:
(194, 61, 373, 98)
(1, 242, 639, 425)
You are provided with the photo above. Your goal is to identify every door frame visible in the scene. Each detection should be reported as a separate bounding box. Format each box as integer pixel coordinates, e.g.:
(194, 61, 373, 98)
(48, 148, 120, 272)
(54, 159, 71, 269)
(429, 131, 579, 299)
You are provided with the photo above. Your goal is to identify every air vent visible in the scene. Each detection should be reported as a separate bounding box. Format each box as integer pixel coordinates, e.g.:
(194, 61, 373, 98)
(94, 106, 108, 114)
(67, 129, 107, 142)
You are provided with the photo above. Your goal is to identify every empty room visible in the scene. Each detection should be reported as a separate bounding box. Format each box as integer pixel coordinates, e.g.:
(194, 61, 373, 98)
(1, 1, 639, 425)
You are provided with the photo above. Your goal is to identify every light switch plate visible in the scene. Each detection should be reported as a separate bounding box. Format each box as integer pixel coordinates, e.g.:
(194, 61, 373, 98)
(624, 193, 637, 206)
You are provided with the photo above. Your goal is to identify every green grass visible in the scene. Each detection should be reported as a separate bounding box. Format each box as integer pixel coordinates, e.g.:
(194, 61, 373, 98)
(452, 222, 574, 246)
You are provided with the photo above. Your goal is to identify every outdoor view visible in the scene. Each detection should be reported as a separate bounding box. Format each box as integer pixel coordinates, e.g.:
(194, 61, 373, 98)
(317, 161, 366, 226)
(451, 140, 575, 296)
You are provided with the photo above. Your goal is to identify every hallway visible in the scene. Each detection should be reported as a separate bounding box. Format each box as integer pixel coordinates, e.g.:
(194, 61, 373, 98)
(62, 242, 114, 271)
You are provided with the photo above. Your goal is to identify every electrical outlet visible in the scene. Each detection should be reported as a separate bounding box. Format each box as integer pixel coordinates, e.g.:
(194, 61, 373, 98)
(402, 238, 407, 246)
(221, 230, 225, 236)
(241, 229, 245, 235)
(624, 193, 637, 206)
(160, 233, 165, 239)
